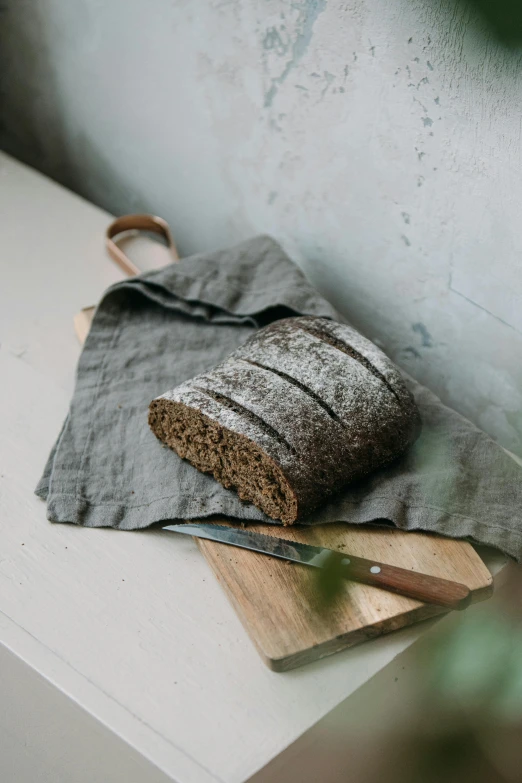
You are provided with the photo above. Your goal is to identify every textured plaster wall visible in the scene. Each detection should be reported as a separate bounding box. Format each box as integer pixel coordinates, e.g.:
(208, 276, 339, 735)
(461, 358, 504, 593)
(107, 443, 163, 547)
(1, 0, 521, 455)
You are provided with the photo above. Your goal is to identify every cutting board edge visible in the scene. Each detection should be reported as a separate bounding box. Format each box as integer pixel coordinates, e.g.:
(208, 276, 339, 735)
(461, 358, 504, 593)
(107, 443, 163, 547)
(201, 543, 494, 672)
(265, 579, 494, 672)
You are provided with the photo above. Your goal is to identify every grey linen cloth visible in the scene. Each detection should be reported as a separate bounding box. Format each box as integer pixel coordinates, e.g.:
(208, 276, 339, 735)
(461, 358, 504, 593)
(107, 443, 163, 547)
(37, 236, 522, 560)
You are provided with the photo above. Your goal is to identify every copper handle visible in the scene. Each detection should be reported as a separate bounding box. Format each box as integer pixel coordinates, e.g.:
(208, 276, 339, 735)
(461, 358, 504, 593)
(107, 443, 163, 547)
(106, 214, 180, 277)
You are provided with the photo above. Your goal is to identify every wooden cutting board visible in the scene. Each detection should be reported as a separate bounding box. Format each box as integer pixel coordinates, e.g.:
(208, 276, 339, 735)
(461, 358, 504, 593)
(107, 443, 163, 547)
(74, 309, 492, 671)
(198, 521, 492, 671)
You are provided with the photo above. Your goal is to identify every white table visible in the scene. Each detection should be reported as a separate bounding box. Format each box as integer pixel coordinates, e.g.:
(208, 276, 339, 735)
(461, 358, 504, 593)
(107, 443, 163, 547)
(0, 152, 513, 783)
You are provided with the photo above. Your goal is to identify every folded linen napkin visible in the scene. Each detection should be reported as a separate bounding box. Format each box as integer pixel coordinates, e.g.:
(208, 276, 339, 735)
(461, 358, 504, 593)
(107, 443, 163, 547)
(36, 236, 522, 560)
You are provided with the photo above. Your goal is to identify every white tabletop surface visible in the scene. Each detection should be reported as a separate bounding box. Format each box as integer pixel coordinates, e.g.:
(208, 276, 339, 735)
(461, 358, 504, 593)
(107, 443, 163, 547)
(0, 152, 511, 783)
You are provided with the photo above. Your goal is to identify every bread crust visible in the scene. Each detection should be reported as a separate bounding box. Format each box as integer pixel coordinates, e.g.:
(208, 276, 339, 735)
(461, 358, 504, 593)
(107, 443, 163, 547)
(149, 317, 421, 523)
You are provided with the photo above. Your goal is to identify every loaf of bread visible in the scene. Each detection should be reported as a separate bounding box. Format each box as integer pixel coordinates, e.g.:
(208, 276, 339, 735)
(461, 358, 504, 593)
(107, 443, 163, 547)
(148, 316, 421, 524)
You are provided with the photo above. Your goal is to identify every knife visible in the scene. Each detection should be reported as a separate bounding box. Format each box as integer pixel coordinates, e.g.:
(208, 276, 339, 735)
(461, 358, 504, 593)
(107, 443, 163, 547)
(163, 523, 471, 610)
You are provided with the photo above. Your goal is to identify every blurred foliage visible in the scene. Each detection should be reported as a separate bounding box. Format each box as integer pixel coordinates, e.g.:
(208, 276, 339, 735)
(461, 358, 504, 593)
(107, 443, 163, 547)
(309, 526, 522, 780)
(403, 611, 522, 782)
(381, 569, 522, 783)
(425, 613, 522, 722)
(313, 550, 350, 609)
(455, 0, 522, 46)
(436, 0, 522, 48)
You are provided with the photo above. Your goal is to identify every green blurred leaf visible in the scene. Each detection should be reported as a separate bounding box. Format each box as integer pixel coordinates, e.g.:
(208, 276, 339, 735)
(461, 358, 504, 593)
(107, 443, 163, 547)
(313, 551, 348, 609)
(470, 0, 522, 45)
(424, 613, 522, 720)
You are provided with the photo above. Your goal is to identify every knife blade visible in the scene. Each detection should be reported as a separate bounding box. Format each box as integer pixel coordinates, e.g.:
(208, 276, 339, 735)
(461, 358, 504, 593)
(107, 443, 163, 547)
(163, 523, 471, 610)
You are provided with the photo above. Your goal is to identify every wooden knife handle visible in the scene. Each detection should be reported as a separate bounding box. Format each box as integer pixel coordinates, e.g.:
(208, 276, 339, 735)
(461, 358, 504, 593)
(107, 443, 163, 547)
(340, 554, 471, 609)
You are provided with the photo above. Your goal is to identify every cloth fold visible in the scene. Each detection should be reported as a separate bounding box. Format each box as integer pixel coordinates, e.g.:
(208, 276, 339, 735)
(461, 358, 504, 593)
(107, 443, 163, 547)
(37, 235, 522, 560)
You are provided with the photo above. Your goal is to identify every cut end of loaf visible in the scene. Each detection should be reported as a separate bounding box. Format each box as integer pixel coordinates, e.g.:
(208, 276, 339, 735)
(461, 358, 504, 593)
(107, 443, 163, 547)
(148, 398, 298, 524)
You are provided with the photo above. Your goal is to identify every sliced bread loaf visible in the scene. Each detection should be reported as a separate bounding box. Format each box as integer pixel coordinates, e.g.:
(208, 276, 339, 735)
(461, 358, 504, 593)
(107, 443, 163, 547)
(148, 316, 421, 524)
